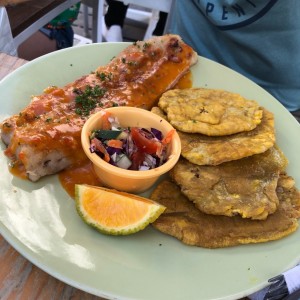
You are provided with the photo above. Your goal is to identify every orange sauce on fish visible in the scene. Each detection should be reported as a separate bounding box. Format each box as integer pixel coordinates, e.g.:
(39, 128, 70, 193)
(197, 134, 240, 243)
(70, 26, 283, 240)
(58, 159, 102, 199)
(9, 162, 27, 179)
(174, 71, 193, 89)
(8, 71, 192, 198)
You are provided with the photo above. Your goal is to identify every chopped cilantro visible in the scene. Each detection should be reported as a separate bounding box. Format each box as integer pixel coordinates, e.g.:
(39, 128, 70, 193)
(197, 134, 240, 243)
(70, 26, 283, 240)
(74, 85, 106, 116)
(143, 42, 151, 49)
(127, 61, 138, 67)
(96, 71, 113, 81)
(96, 72, 107, 81)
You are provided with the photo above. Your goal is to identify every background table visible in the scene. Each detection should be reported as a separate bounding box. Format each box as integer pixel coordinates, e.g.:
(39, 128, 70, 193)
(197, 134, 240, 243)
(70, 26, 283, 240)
(6, 0, 79, 48)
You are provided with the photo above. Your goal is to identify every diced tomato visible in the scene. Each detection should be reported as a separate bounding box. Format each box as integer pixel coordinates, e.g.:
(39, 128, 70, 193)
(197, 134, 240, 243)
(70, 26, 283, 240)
(101, 111, 112, 130)
(90, 138, 110, 162)
(130, 151, 145, 170)
(162, 129, 175, 145)
(106, 139, 123, 149)
(130, 127, 161, 154)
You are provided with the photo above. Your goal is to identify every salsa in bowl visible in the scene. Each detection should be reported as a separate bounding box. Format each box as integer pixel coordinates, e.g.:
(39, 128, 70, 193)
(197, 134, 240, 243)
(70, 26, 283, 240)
(81, 107, 181, 193)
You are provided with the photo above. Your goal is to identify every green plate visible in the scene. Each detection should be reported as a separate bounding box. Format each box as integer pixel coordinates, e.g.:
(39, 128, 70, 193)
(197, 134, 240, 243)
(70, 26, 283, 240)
(0, 43, 299, 300)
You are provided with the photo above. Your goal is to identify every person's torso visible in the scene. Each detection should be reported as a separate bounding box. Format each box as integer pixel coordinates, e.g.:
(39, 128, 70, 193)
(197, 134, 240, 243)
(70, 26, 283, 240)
(169, 0, 300, 111)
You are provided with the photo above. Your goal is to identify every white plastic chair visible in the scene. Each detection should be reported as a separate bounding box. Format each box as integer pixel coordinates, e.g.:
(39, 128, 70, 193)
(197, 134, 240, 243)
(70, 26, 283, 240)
(81, 0, 173, 42)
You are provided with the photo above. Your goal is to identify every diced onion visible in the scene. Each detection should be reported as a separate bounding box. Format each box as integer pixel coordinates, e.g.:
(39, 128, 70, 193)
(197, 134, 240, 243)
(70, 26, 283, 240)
(139, 165, 150, 171)
(143, 153, 157, 169)
(111, 152, 117, 162)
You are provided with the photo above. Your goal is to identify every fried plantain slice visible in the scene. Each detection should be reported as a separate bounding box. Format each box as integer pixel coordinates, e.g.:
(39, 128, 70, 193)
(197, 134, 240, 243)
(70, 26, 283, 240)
(158, 88, 263, 136)
(151, 178, 300, 248)
(170, 146, 288, 220)
(151, 107, 275, 166)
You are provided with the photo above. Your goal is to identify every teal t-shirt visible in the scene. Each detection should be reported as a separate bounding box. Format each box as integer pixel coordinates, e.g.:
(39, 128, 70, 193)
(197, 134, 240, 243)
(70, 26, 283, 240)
(168, 0, 300, 112)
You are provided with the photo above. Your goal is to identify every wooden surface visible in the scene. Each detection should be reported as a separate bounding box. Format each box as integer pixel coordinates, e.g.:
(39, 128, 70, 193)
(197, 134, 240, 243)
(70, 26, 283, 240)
(0, 52, 103, 300)
(6, 0, 66, 37)
(0, 52, 26, 79)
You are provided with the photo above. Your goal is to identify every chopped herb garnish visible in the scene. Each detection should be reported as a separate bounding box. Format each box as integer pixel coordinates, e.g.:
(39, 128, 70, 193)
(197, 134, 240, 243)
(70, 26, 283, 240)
(199, 107, 208, 114)
(74, 85, 106, 116)
(96, 72, 113, 81)
(127, 61, 138, 67)
(121, 57, 126, 63)
(97, 72, 107, 81)
(143, 42, 151, 49)
(75, 108, 82, 115)
(46, 118, 52, 123)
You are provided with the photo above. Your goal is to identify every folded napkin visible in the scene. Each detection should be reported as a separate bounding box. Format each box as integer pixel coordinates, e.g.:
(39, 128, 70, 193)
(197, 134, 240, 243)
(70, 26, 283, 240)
(249, 264, 300, 300)
(284, 265, 300, 294)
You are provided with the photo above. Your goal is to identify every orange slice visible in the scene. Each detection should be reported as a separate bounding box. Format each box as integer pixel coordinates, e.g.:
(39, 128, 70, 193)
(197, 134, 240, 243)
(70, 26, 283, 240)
(75, 184, 166, 235)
